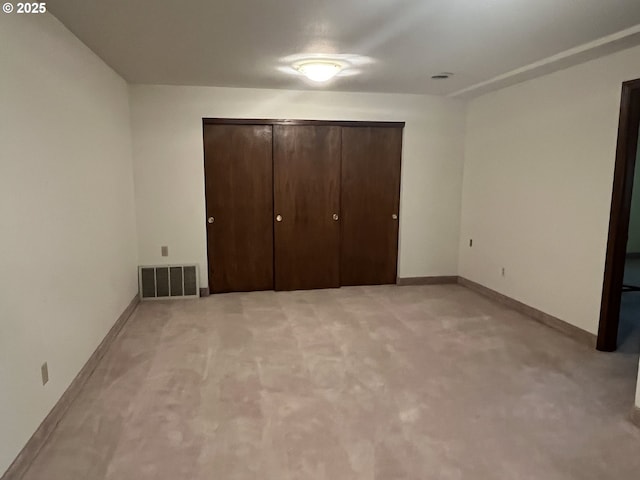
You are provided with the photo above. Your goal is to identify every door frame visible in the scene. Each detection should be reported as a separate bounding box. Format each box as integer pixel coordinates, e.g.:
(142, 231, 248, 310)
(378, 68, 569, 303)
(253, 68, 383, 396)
(597, 78, 640, 352)
(203, 118, 405, 128)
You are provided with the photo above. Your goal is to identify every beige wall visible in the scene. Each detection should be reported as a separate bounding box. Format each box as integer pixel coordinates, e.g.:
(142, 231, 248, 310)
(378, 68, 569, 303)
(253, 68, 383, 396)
(129, 85, 466, 287)
(0, 14, 138, 475)
(459, 44, 640, 336)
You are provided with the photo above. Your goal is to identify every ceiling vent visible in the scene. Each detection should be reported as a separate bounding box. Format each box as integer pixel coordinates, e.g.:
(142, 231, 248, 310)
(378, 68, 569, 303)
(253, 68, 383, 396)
(431, 72, 453, 79)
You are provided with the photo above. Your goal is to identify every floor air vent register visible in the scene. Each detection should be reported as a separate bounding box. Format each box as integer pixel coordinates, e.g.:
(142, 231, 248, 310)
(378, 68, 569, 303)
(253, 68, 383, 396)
(138, 265, 199, 300)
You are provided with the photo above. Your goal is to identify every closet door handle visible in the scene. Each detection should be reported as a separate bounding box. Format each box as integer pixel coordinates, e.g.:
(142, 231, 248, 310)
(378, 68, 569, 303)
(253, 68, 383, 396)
(332, 213, 339, 221)
(276, 214, 283, 222)
(207, 217, 215, 224)
(392, 214, 398, 220)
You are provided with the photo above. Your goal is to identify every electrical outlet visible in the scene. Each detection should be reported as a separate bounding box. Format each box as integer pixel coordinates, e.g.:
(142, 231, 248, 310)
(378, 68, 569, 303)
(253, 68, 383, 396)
(41, 362, 49, 385)
(161, 246, 169, 257)
(501, 267, 505, 277)
(469, 239, 473, 247)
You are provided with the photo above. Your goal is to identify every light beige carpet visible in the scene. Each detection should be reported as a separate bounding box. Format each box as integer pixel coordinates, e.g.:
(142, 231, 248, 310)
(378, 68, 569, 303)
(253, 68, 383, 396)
(21, 285, 640, 479)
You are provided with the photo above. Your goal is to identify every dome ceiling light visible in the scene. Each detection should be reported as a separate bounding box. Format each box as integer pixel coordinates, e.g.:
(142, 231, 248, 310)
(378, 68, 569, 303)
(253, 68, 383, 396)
(295, 61, 343, 83)
(278, 54, 375, 85)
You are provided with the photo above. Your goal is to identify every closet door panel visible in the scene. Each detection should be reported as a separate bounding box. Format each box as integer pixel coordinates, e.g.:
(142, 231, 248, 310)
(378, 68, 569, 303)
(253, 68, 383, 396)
(203, 124, 274, 293)
(341, 127, 402, 285)
(273, 125, 341, 290)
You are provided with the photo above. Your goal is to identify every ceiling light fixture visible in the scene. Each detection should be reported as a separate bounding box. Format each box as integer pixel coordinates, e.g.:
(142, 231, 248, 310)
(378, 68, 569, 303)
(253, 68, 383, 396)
(295, 61, 343, 82)
(279, 54, 373, 84)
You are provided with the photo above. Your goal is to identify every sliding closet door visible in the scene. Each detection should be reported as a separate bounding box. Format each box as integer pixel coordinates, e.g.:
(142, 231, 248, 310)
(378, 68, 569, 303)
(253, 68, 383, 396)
(203, 124, 274, 293)
(341, 126, 403, 285)
(273, 125, 341, 290)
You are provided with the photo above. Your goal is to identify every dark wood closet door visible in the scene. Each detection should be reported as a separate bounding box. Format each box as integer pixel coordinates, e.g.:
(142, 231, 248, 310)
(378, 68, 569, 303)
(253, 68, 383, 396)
(341, 127, 403, 285)
(203, 124, 274, 293)
(273, 125, 341, 290)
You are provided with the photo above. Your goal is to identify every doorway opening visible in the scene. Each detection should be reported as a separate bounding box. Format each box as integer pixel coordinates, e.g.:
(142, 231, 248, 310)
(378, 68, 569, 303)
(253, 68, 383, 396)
(598, 78, 640, 352)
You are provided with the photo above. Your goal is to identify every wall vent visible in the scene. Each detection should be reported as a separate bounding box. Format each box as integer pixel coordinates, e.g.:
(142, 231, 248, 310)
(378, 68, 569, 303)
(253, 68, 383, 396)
(138, 265, 199, 300)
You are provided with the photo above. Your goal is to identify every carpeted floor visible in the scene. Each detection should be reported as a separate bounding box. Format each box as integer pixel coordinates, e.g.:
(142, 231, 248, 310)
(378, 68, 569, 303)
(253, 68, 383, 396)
(20, 285, 640, 479)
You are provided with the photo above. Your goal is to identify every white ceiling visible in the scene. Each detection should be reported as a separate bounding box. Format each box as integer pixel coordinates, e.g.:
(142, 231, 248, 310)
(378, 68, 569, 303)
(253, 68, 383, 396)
(47, 0, 640, 97)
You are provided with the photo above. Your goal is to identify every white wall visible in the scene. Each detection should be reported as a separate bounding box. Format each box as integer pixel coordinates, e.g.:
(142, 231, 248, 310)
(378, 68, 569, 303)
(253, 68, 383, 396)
(0, 13, 138, 475)
(459, 44, 640, 335)
(129, 85, 466, 287)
